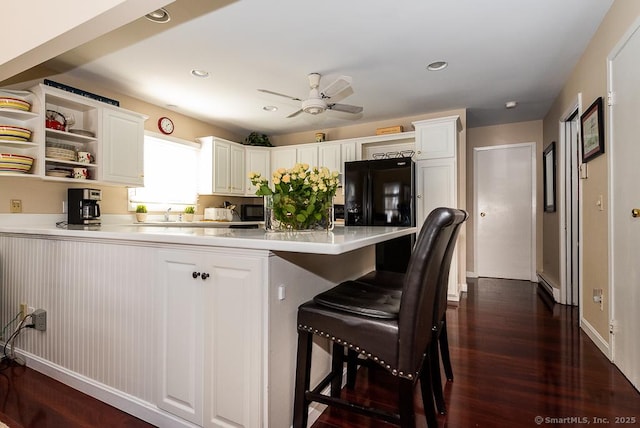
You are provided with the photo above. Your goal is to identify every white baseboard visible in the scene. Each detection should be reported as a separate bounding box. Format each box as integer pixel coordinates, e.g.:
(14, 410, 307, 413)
(581, 318, 611, 360)
(16, 349, 198, 428)
(460, 280, 468, 293)
(14, 346, 342, 428)
(466, 271, 477, 278)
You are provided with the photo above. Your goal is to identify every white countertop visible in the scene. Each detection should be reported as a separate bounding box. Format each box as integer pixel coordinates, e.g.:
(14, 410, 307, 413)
(0, 221, 415, 255)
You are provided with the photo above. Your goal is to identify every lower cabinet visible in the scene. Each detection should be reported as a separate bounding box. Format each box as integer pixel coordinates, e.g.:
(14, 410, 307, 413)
(157, 249, 265, 427)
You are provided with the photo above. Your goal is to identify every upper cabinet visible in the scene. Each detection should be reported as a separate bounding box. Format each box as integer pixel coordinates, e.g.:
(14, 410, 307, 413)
(413, 116, 459, 160)
(296, 143, 319, 167)
(101, 107, 145, 186)
(270, 147, 297, 171)
(1, 84, 147, 186)
(245, 146, 270, 196)
(318, 143, 342, 173)
(199, 137, 246, 195)
(270, 144, 320, 171)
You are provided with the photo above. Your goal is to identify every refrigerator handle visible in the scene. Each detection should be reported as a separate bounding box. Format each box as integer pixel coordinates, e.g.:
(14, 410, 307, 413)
(364, 171, 371, 225)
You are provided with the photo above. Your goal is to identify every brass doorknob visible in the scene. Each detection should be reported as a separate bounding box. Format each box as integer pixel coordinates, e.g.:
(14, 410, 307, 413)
(632, 208, 640, 218)
(480, 212, 486, 217)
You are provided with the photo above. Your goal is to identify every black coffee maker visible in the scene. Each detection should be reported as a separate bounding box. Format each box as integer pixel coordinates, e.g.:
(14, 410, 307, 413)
(68, 188, 102, 225)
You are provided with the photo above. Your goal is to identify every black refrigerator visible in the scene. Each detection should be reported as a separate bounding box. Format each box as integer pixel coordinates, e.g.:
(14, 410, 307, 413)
(344, 157, 415, 273)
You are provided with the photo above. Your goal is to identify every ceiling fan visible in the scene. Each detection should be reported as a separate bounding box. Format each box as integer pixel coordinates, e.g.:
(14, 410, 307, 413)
(258, 73, 363, 118)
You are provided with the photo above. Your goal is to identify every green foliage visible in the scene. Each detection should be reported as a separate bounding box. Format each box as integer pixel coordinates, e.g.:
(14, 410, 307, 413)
(184, 206, 195, 214)
(135, 204, 147, 213)
(249, 163, 339, 230)
(243, 132, 273, 147)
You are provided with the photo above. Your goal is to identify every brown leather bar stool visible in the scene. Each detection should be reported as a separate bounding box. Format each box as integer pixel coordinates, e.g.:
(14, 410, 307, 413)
(292, 207, 467, 428)
(355, 210, 468, 414)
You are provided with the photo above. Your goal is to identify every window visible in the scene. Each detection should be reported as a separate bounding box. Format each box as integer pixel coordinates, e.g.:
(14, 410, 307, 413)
(128, 133, 199, 211)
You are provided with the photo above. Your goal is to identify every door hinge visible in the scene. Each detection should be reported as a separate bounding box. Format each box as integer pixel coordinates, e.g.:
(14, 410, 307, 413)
(609, 319, 617, 335)
(607, 91, 615, 106)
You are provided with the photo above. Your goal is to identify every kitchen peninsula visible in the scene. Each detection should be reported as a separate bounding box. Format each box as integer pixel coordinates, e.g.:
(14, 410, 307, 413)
(0, 223, 415, 428)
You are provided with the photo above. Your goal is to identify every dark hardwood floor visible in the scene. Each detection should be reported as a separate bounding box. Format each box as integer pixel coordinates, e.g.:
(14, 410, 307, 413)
(0, 278, 638, 427)
(311, 278, 640, 427)
(0, 359, 153, 428)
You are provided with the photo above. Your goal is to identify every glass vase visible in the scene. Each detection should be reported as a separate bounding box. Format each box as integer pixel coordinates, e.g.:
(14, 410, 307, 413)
(264, 194, 334, 232)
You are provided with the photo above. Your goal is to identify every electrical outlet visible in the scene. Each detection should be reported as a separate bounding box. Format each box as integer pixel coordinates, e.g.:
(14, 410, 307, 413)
(19, 303, 28, 320)
(10, 199, 22, 213)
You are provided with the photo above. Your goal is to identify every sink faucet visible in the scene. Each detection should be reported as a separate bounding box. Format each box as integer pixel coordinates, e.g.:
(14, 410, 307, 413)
(164, 208, 172, 222)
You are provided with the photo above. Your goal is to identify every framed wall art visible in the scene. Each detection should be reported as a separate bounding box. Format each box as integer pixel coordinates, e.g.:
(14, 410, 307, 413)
(580, 97, 604, 163)
(543, 141, 556, 213)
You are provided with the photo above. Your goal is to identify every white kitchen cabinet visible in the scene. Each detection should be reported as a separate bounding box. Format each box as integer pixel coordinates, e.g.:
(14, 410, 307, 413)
(270, 146, 297, 170)
(413, 115, 462, 301)
(413, 116, 458, 160)
(270, 143, 320, 170)
(157, 250, 204, 425)
(22, 84, 147, 185)
(245, 147, 270, 195)
(296, 143, 318, 167)
(340, 141, 358, 170)
(101, 106, 145, 186)
(415, 158, 456, 228)
(199, 137, 246, 195)
(318, 142, 341, 172)
(230, 143, 245, 194)
(157, 249, 264, 428)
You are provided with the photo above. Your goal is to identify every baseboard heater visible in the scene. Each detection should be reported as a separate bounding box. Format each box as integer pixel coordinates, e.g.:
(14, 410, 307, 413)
(536, 272, 555, 300)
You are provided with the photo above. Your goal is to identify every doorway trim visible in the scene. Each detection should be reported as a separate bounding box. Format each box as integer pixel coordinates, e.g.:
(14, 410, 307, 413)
(473, 142, 537, 282)
(558, 94, 583, 310)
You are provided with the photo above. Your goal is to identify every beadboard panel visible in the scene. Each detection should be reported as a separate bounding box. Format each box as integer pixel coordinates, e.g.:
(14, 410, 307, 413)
(0, 235, 157, 404)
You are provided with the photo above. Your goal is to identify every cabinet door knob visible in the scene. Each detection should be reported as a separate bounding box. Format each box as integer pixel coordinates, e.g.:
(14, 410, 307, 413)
(480, 212, 486, 217)
(632, 208, 640, 218)
(192, 271, 201, 279)
(201, 273, 210, 280)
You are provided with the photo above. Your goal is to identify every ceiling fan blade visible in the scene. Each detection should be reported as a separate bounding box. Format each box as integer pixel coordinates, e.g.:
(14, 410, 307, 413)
(328, 103, 363, 114)
(320, 75, 352, 99)
(287, 109, 304, 118)
(258, 89, 302, 101)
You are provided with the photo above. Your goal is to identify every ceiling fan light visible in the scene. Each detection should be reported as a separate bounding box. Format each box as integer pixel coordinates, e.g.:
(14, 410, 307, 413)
(304, 106, 324, 115)
(302, 98, 326, 115)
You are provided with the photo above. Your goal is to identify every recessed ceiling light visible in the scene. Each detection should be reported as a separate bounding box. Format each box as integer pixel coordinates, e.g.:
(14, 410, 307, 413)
(145, 8, 170, 24)
(427, 61, 448, 71)
(263, 106, 278, 112)
(191, 69, 210, 78)
(505, 101, 518, 109)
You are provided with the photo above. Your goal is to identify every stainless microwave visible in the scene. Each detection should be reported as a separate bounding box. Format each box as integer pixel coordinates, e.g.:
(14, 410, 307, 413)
(240, 204, 264, 221)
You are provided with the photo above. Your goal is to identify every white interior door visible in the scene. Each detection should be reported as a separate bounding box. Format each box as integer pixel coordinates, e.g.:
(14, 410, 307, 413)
(609, 20, 640, 391)
(475, 143, 536, 281)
